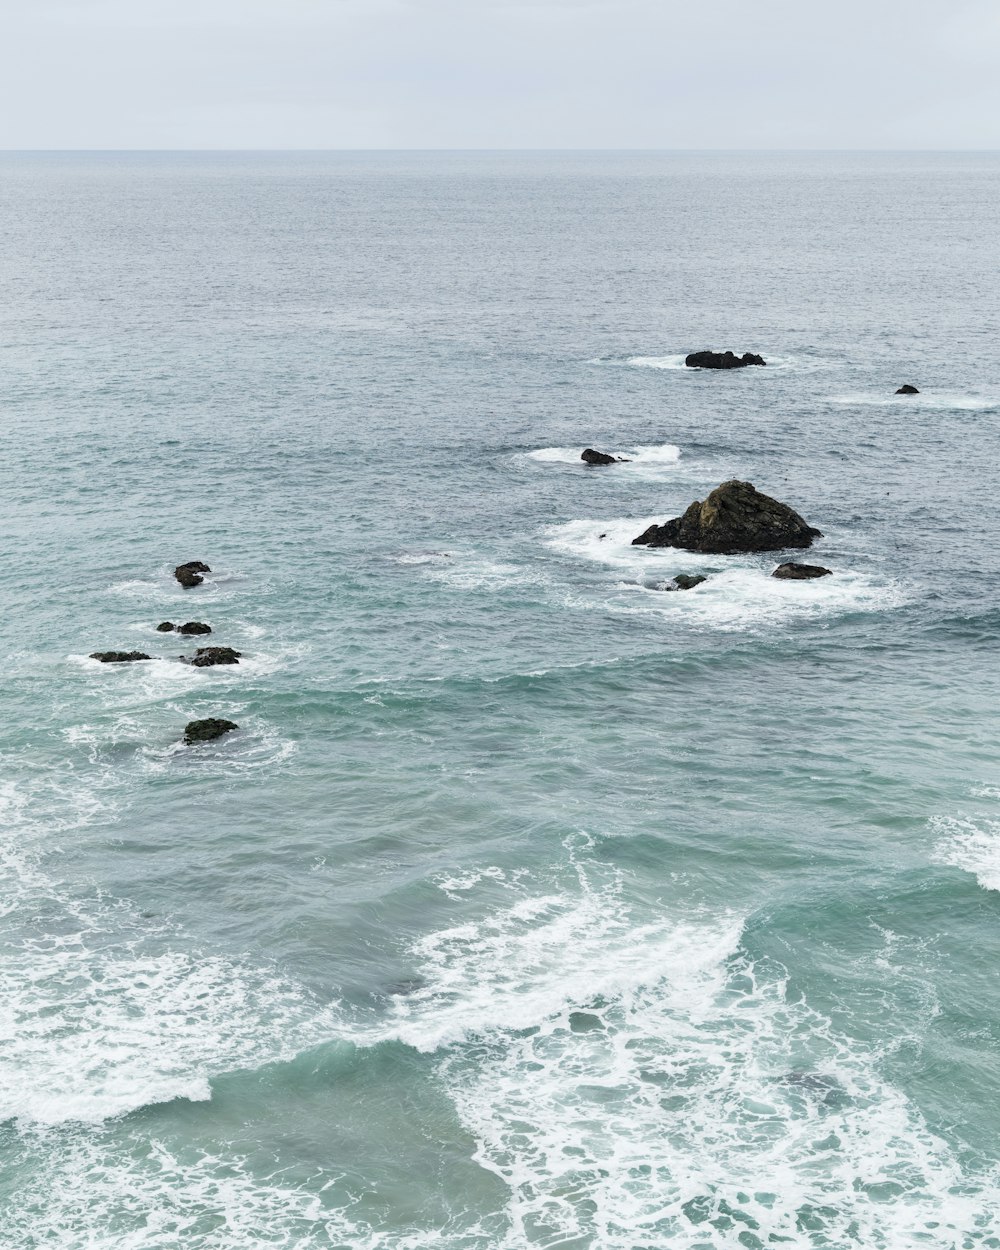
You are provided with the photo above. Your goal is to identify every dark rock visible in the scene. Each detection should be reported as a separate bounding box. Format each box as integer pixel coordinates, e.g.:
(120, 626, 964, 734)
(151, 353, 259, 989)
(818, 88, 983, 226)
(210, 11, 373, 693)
(90, 651, 152, 663)
(183, 717, 238, 744)
(156, 622, 175, 632)
(685, 350, 766, 369)
(174, 561, 211, 588)
(895, 384, 920, 395)
(772, 562, 832, 579)
(632, 480, 821, 554)
(581, 448, 629, 465)
(177, 621, 212, 636)
(667, 574, 707, 591)
(189, 646, 241, 667)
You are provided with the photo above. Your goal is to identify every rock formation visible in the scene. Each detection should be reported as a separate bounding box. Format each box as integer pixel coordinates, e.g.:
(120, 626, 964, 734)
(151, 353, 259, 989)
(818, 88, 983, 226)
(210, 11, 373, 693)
(772, 562, 832, 579)
(895, 384, 919, 394)
(668, 574, 707, 590)
(184, 717, 238, 744)
(632, 480, 821, 554)
(581, 448, 629, 465)
(174, 561, 211, 588)
(90, 651, 152, 663)
(189, 646, 241, 667)
(685, 351, 766, 369)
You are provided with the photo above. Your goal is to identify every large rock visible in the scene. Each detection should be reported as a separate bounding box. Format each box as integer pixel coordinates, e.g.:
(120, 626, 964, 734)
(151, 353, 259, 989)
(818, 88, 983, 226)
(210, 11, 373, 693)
(156, 622, 175, 632)
(668, 574, 707, 591)
(184, 717, 238, 744)
(632, 480, 821, 554)
(189, 645, 241, 667)
(581, 448, 629, 465)
(174, 561, 210, 588)
(685, 350, 766, 369)
(90, 651, 151, 663)
(895, 384, 919, 395)
(178, 621, 212, 635)
(772, 562, 831, 579)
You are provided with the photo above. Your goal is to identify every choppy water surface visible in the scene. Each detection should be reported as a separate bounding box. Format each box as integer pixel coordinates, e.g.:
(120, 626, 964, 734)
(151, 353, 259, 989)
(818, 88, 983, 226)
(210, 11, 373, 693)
(3, 151, 1000, 1249)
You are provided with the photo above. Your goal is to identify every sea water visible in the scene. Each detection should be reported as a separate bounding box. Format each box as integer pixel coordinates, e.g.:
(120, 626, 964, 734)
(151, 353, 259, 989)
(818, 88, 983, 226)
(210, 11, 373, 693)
(2, 151, 1000, 1248)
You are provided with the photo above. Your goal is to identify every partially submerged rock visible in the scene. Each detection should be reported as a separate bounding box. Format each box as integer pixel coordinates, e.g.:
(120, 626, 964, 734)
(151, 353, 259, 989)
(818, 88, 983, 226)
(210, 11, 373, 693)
(184, 717, 238, 744)
(156, 622, 175, 632)
(632, 480, 821, 554)
(189, 645, 241, 667)
(90, 651, 152, 663)
(667, 573, 707, 591)
(174, 561, 210, 588)
(895, 384, 919, 395)
(772, 562, 832, 580)
(177, 621, 212, 635)
(581, 448, 629, 465)
(685, 350, 766, 369)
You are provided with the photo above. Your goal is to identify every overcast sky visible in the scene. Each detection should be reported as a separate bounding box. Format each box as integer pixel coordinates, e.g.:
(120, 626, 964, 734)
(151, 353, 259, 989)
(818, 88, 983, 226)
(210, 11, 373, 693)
(1, 0, 998, 149)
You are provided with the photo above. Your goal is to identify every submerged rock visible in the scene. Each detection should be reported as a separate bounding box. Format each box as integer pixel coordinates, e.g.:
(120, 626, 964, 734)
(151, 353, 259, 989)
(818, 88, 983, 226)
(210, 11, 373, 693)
(581, 448, 629, 465)
(184, 717, 238, 744)
(174, 561, 211, 588)
(156, 622, 175, 632)
(895, 384, 920, 395)
(772, 562, 832, 580)
(632, 480, 821, 554)
(90, 650, 152, 663)
(189, 645, 241, 667)
(685, 350, 766, 369)
(667, 573, 707, 591)
(177, 621, 212, 636)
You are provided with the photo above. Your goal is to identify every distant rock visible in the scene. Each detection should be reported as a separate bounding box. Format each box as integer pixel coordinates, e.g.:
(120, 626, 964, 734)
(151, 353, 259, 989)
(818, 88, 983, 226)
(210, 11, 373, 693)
(581, 448, 629, 465)
(156, 622, 175, 632)
(632, 480, 821, 554)
(177, 621, 212, 636)
(895, 384, 920, 395)
(685, 350, 766, 369)
(772, 562, 832, 579)
(667, 573, 707, 591)
(184, 717, 238, 744)
(189, 645, 241, 667)
(174, 561, 211, 588)
(90, 651, 152, 663)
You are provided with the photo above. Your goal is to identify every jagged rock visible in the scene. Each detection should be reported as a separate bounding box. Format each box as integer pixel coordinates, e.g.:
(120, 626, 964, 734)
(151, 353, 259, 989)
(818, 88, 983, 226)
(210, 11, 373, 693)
(685, 350, 766, 369)
(632, 480, 821, 554)
(177, 621, 212, 636)
(581, 448, 629, 465)
(174, 561, 211, 588)
(667, 573, 707, 591)
(184, 717, 238, 744)
(90, 651, 152, 663)
(189, 646, 241, 667)
(772, 562, 832, 579)
(895, 384, 919, 395)
(156, 622, 175, 632)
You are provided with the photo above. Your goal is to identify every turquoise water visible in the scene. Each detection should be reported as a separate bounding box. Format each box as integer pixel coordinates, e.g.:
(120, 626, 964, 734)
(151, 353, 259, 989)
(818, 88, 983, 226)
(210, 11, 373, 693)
(3, 151, 1000, 1248)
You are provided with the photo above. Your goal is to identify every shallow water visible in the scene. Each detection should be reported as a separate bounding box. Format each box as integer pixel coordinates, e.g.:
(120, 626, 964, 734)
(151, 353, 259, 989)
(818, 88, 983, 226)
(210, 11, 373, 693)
(3, 150, 1000, 1248)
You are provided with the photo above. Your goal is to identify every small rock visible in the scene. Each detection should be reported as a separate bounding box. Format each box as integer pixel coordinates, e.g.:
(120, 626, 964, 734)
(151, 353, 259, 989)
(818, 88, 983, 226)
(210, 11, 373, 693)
(90, 651, 152, 663)
(189, 646, 241, 667)
(581, 448, 629, 465)
(177, 621, 212, 636)
(156, 622, 175, 632)
(685, 350, 766, 369)
(668, 573, 707, 591)
(174, 561, 211, 588)
(772, 562, 832, 579)
(183, 717, 238, 744)
(895, 384, 920, 395)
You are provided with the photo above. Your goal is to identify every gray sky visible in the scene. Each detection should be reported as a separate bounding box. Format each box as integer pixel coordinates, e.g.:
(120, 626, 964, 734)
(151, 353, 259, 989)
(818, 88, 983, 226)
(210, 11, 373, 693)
(1, 0, 998, 148)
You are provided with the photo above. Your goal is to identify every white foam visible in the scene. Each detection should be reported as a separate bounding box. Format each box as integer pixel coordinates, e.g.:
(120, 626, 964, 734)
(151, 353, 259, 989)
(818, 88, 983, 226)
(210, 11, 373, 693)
(623, 352, 823, 373)
(384, 857, 1000, 1248)
(545, 516, 908, 631)
(526, 443, 683, 477)
(933, 815, 1000, 892)
(829, 391, 996, 411)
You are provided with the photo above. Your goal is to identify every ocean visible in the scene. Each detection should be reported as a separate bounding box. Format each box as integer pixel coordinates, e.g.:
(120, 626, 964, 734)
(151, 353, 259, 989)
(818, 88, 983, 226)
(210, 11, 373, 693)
(2, 150, 1000, 1249)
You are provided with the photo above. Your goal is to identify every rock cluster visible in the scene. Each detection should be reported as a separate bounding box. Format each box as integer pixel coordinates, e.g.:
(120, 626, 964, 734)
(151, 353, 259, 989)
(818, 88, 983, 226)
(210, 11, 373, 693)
(632, 480, 821, 555)
(685, 350, 766, 369)
(158, 621, 212, 635)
